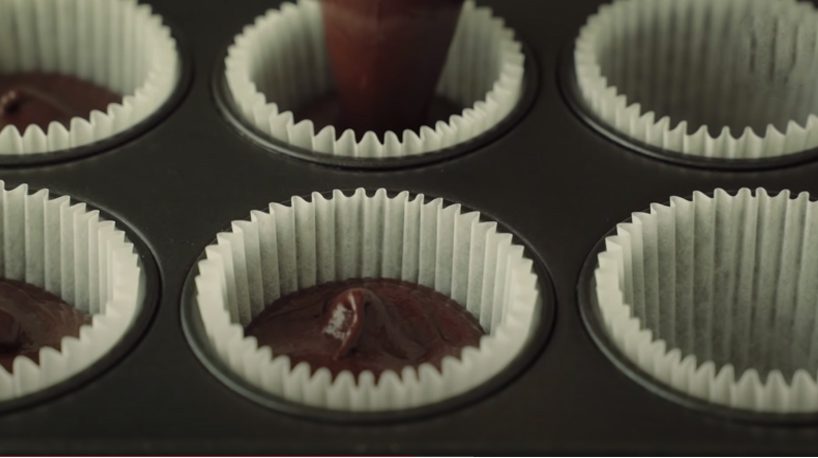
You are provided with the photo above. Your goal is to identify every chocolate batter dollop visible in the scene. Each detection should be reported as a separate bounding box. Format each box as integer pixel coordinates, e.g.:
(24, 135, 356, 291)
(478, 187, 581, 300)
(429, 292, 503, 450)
(0, 279, 91, 372)
(0, 72, 121, 132)
(245, 278, 485, 377)
(296, 93, 462, 137)
(320, 0, 464, 134)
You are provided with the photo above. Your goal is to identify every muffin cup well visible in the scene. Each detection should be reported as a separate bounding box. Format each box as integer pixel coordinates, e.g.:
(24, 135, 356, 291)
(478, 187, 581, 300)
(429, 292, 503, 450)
(222, 0, 525, 162)
(0, 181, 145, 402)
(573, 0, 818, 163)
(0, 0, 180, 156)
(586, 188, 818, 416)
(190, 189, 544, 414)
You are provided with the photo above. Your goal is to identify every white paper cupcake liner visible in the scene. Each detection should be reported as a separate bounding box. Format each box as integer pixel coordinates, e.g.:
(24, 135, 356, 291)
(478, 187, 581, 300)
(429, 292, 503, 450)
(575, 0, 818, 160)
(0, 181, 144, 400)
(224, 0, 524, 159)
(194, 189, 541, 412)
(594, 188, 818, 413)
(0, 0, 180, 155)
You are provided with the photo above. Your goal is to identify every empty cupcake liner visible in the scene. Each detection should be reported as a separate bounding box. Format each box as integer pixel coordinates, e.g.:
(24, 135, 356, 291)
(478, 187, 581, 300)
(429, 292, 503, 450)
(0, 0, 180, 155)
(575, 0, 818, 160)
(594, 188, 818, 413)
(0, 181, 144, 400)
(194, 189, 541, 412)
(224, 0, 524, 159)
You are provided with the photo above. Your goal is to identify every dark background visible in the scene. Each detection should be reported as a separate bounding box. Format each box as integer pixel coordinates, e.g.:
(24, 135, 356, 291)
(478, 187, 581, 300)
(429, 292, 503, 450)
(1, 0, 818, 454)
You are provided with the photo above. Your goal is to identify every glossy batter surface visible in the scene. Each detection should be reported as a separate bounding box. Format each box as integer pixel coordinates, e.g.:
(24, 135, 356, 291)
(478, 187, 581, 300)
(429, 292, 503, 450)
(321, 0, 464, 133)
(245, 278, 485, 377)
(0, 72, 121, 132)
(0, 279, 90, 372)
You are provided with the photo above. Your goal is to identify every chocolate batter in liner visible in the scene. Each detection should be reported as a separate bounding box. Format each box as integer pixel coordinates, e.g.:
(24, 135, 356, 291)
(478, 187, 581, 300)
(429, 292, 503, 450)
(0, 0, 179, 155)
(194, 189, 542, 412)
(223, 0, 525, 159)
(0, 181, 144, 402)
(0, 279, 91, 373)
(245, 278, 485, 378)
(0, 73, 121, 133)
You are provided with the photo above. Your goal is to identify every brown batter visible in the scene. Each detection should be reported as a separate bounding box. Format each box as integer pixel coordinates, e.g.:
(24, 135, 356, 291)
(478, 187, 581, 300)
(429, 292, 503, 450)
(245, 278, 485, 377)
(321, 0, 464, 134)
(0, 72, 121, 132)
(0, 279, 90, 372)
(296, 93, 462, 137)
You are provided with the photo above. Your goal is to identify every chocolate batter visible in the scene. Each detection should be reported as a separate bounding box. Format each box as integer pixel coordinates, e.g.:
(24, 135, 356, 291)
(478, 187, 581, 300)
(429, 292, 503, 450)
(245, 278, 485, 377)
(296, 93, 462, 137)
(0, 73, 121, 132)
(0, 279, 90, 372)
(321, 0, 464, 134)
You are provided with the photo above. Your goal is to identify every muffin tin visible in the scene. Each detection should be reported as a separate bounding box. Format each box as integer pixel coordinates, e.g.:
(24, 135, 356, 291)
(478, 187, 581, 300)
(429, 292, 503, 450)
(2, 0, 818, 453)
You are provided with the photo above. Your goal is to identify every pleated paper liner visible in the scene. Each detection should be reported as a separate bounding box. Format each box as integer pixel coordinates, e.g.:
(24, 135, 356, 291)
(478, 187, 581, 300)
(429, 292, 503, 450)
(0, 181, 158, 411)
(182, 189, 554, 421)
(217, 0, 534, 169)
(579, 188, 818, 422)
(0, 0, 182, 163)
(565, 0, 818, 169)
